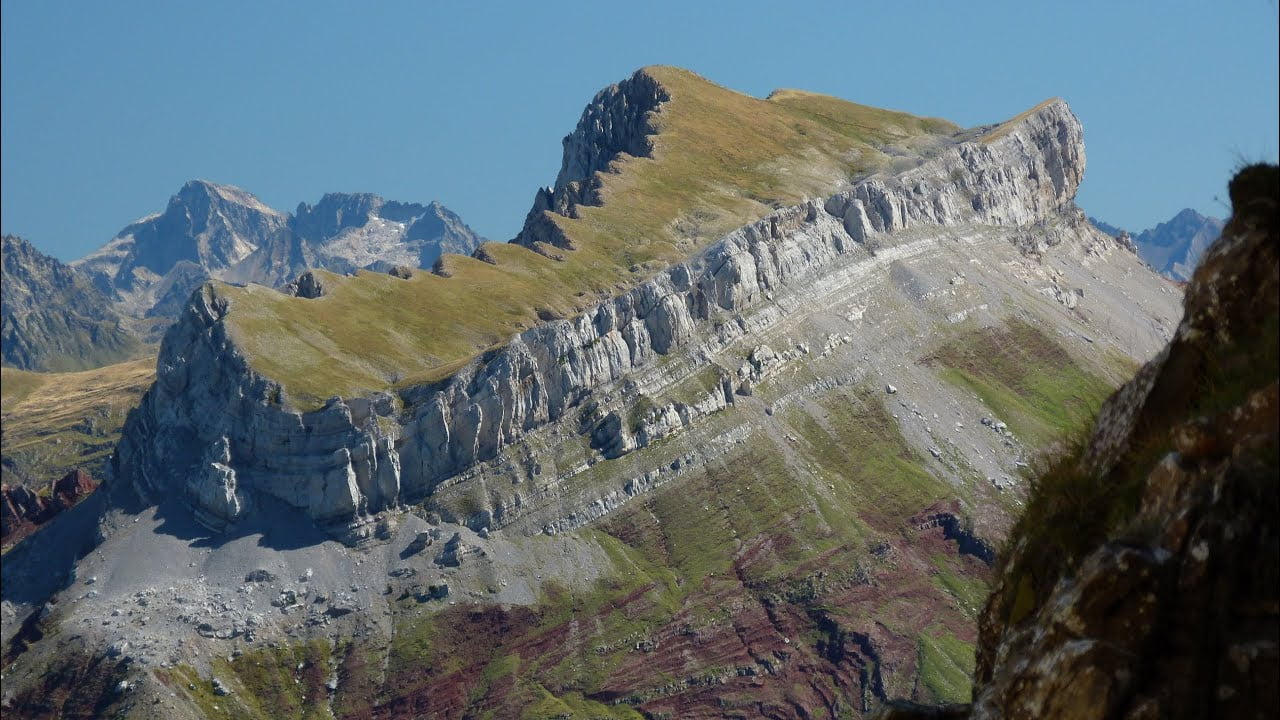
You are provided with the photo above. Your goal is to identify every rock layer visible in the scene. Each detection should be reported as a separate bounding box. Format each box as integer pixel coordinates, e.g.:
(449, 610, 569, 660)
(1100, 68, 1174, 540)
(114, 96, 1115, 536)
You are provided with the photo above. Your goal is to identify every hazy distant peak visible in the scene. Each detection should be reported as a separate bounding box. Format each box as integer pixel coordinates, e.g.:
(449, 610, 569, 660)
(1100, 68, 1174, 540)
(176, 179, 284, 217)
(1091, 207, 1224, 282)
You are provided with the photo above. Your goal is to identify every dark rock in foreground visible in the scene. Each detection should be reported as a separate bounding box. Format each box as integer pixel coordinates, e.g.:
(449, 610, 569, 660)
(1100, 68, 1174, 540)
(882, 164, 1279, 719)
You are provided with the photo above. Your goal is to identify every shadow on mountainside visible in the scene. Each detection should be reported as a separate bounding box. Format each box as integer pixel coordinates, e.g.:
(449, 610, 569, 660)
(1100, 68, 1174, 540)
(149, 493, 332, 551)
(0, 490, 106, 610)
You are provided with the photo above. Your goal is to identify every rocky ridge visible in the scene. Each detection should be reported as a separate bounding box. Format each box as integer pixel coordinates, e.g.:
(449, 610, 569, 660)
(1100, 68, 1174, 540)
(513, 70, 670, 252)
(120, 96, 1110, 536)
(0, 72, 1185, 718)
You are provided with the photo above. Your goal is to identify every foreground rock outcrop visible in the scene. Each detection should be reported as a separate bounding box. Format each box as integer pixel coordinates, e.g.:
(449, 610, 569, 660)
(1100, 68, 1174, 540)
(880, 164, 1279, 719)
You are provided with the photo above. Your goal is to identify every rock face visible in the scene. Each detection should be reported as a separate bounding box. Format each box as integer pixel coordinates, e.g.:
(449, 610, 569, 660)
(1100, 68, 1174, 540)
(1, 235, 140, 372)
(75, 180, 289, 325)
(117, 95, 1120, 536)
(512, 69, 670, 251)
(880, 165, 1278, 719)
(1091, 208, 1225, 281)
(71, 181, 484, 341)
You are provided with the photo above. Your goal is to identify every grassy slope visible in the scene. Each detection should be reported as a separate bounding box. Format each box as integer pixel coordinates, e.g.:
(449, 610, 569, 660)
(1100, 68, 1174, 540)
(921, 318, 1115, 448)
(220, 67, 961, 408)
(337, 387, 986, 715)
(0, 358, 154, 488)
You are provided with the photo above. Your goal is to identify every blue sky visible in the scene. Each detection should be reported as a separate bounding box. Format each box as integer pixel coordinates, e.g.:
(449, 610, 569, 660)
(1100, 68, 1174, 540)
(2, 1, 1277, 261)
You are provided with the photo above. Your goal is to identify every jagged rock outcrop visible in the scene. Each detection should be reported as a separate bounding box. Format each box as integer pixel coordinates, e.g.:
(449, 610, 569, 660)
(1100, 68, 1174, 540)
(114, 96, 1121, 536)
(1, 234, 140, 372)
(112, 285, 403, 533)
(282, 270, 326, 299)
(878, 164, 1278, 720)
(512, 69, 670, 251)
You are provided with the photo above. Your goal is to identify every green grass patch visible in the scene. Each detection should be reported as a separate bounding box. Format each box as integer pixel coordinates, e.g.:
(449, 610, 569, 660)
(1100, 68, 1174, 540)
(917, 628, 975, 703)
(522, 686, 645, 720)
(784, 388, 953, 522)
(922, 318, 1114, 446)
(1, 358, 153, 500)
(930, 556, 990, 618)
(157, 640, 335, 720)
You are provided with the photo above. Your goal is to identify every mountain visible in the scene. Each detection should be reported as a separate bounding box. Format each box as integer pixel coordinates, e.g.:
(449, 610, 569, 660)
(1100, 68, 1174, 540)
(74, 180, 289, 326)
(226, 194, 486, 288)
(0, 234, 141, 372)
(0, 68, 1183, 718)
(1090, 208, 1224, 281)
(72, 180, 486, 340)
(884, 165, 1278, 719)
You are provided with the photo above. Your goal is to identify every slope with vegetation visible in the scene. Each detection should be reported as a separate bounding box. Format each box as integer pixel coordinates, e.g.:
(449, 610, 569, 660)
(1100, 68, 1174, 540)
(0, 67, 1184, 719)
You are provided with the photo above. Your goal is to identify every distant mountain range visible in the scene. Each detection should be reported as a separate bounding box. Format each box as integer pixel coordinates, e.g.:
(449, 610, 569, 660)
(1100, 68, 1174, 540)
(1091, 208, 1224, 282)
(1, 182, 485, 370)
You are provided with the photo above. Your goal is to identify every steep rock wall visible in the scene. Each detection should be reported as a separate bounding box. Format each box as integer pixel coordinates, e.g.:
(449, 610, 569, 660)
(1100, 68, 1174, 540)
(113, 98, 1109, 536)
(512, 69, 669, 251)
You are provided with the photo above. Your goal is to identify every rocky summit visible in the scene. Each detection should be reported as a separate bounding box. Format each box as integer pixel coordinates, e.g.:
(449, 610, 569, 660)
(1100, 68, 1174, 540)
(0, 67, 1206, 719)
(1092, 209, 1226, 282)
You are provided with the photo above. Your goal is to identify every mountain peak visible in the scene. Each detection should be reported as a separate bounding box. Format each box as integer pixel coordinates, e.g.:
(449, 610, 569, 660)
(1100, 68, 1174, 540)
(1118, 207, 1226, 282)
(174, 179, 283, 217)
(1168, 207, 1209, 225)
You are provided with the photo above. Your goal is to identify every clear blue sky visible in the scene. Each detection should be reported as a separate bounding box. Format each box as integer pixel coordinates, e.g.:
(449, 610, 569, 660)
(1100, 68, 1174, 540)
(3, 1, 1277, 261)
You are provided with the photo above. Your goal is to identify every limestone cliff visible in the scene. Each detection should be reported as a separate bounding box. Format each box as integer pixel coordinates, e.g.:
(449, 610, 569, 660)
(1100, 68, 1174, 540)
(116, 94, 1116, 536)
